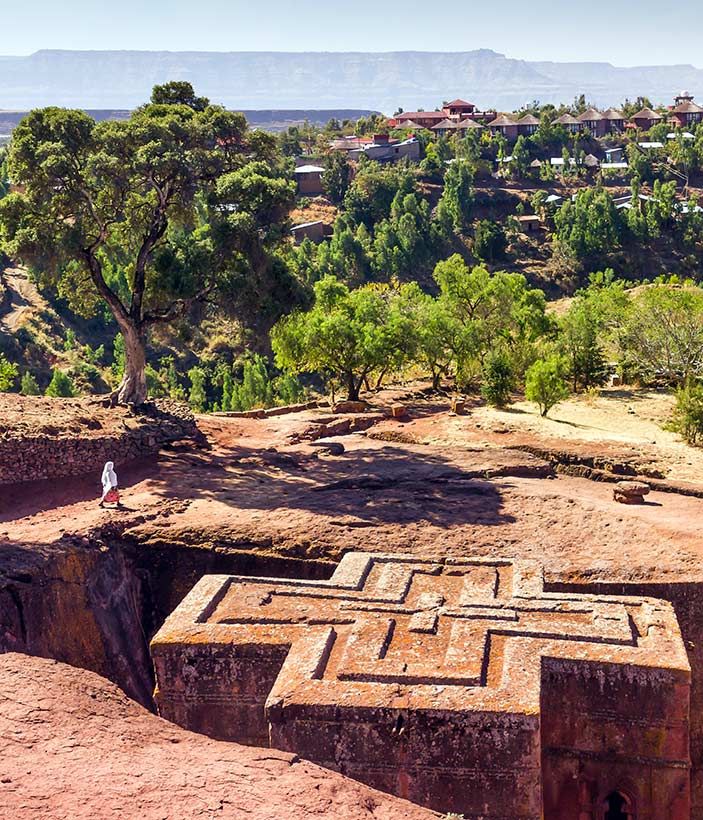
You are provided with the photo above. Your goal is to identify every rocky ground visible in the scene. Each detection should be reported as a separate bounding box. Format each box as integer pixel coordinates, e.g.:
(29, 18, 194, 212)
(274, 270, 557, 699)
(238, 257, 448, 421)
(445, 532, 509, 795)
(3, 385, 703, 817)
(4, 385, 703, 582)
(0, 653, 432, 819)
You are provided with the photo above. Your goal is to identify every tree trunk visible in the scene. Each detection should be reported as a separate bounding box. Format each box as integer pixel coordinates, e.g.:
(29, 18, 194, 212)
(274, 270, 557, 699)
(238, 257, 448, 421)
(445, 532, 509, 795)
(346, 373, 360, 401)
(117, 325, 148, 406)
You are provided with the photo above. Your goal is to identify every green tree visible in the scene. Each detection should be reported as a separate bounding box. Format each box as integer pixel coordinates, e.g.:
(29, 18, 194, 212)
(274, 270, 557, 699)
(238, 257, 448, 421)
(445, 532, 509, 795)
(149, 81, 209, 111)
(0, 353, 18, 391)
(525, 356, 569, 417)
(510, 136, 531, 179)
(1, 82, 295, 405)
(473, 220, 507, 262)
(621, 284, 703, 384)
(668, 379, 703, 446)
(231, 353, 273, 410)
(420, 142, 443, 179)
(432, 255, 551, 385)
(45, 368, 76, 397)
(160, 356, 187, 401)
(271, 275, 413, 400)
(554, 187, 622, 258)
(322, 152, 352, 205)
(411, 294, 457, 390)
(559, 300, 609, 391)
(436, 160, 474, 233)
(20, 371, 41, 395)
(188, 366, 207, 412)
(221, 365, 234, 412)
(481, 349, 515, 407)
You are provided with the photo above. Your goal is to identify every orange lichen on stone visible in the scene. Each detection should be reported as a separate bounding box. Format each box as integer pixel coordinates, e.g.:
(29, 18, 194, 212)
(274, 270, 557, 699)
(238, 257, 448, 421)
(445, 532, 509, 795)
(151, 554, 691, 819)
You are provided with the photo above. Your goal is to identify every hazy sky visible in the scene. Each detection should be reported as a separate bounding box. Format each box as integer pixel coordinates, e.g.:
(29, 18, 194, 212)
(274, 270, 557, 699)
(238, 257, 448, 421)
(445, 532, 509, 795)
(3, 0, 698, 66)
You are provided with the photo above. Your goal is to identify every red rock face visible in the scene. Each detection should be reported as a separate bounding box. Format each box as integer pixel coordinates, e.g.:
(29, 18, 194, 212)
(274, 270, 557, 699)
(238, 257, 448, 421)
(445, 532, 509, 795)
(151, 553, 691, 818)
(0, 653, 430, 820)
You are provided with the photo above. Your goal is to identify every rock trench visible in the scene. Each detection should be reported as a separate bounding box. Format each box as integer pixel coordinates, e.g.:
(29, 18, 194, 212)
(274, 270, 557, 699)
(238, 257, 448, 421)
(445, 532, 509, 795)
(0, 527, 334, 709)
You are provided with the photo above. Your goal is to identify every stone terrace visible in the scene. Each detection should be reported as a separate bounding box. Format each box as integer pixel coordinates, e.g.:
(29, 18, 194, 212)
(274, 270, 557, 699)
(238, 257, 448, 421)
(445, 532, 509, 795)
(151, 553, 691, 819)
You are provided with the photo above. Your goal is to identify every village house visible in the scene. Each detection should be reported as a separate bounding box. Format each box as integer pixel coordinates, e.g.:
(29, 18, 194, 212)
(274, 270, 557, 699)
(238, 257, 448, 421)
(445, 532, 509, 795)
(432, 118, 484, 138)
(516, 113, 540, 135)
(669, 92, 703, 129)
(629, 106, 663, 131)
(602, 108, 626, 132)
(290, 220, 332, 244)
(293, 164, 325, 196)
(329, 135, 374, 151)
(487, 114, 519, 139)
(605, 147, 626, 163)
(552, 113, 581, 133)
(348, 134, 421, 163)
(516, 214, 542, 233)
(577, 108, 607, 137)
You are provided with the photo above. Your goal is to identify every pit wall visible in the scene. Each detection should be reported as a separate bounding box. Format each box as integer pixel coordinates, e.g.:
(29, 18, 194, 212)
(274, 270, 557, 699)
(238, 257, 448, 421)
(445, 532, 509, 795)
(0, 400, 199, 486)
(0, 535, 333, 709)
(548, 580, 703, 817)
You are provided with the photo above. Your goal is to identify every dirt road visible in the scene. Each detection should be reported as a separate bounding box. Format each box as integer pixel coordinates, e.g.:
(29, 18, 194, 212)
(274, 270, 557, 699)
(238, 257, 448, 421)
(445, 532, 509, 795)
(0, 267, 41, 333)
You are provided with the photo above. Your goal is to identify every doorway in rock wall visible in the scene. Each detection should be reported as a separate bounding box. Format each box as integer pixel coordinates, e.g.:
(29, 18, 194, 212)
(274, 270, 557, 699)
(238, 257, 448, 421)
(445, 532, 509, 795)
(604, 790, 633, 820)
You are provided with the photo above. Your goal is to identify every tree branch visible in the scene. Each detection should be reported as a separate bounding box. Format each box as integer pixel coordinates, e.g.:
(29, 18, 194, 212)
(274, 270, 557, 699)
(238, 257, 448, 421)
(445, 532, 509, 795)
(142, 283, 215, 326)
(81, 249, 131, 330)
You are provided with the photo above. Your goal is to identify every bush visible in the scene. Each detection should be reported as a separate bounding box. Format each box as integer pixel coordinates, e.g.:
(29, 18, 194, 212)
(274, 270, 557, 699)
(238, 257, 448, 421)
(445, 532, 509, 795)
(668, 380, 703, 445)
(0, 353, 18, 392)
(473, 220, 506, 262)
(188, 366, 208, 412)
(20, 371, 41, 395)
(525, 356, 569, 417)
(481, 350, 514, 407)
(45, 368, 76, 397)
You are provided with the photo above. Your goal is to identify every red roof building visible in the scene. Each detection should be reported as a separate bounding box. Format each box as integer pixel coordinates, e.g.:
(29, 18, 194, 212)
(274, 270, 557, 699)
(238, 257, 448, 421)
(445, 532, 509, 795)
(669, 97, 703, 129)
(552, 113, 581, 133)
(630, 107, 663, 132)
(395, 98, 496, 129)
(487, 114, 519, 139)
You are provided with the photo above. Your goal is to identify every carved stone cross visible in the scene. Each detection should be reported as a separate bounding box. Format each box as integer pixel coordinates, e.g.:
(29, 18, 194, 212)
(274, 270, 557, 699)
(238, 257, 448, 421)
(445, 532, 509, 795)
(152, 553, 690, 819)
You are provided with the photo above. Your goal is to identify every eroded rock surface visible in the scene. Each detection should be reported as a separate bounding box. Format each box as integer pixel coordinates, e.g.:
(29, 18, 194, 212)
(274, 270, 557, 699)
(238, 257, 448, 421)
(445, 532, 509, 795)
(0, 653, 433, 819)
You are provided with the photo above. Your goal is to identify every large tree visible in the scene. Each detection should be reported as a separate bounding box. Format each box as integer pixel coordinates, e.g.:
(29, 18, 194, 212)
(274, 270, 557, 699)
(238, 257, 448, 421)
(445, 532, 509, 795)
(0, 83, 295, 404)
(271, 276, 413, 400)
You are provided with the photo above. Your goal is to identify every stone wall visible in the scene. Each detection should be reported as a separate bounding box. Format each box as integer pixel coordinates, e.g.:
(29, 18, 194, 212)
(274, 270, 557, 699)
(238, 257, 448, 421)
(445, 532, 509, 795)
(0, 400, 200, 486)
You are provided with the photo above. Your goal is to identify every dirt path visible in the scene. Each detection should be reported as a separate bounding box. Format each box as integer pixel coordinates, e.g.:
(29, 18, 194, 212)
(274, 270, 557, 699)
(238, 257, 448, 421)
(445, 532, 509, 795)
(0, 267, 42, 334)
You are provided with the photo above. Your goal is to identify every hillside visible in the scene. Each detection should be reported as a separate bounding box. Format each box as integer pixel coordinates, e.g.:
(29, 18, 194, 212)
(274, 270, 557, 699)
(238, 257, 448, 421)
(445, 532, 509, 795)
(0, 49, 702, 111)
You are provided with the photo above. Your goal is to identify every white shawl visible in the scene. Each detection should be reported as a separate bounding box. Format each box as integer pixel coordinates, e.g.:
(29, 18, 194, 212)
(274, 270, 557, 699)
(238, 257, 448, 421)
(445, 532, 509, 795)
(101, 461, 118, 497)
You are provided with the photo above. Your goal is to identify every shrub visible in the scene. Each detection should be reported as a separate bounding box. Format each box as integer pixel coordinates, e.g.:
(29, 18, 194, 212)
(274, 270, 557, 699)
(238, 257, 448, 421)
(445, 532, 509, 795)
(525, 356, 569, 417)
(188, 366, 208, 412)
(20, 371, 41, 395)
(0, 353, 18, 392)
(473, 220, 506, 262)
(45, 368, 76, 397)
(668, 380, 703, 446)
(481, 350, 514, 407)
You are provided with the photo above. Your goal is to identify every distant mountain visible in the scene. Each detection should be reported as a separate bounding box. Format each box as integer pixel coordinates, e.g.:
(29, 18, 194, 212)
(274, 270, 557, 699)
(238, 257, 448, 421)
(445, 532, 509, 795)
(0, 49, 701, 113)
